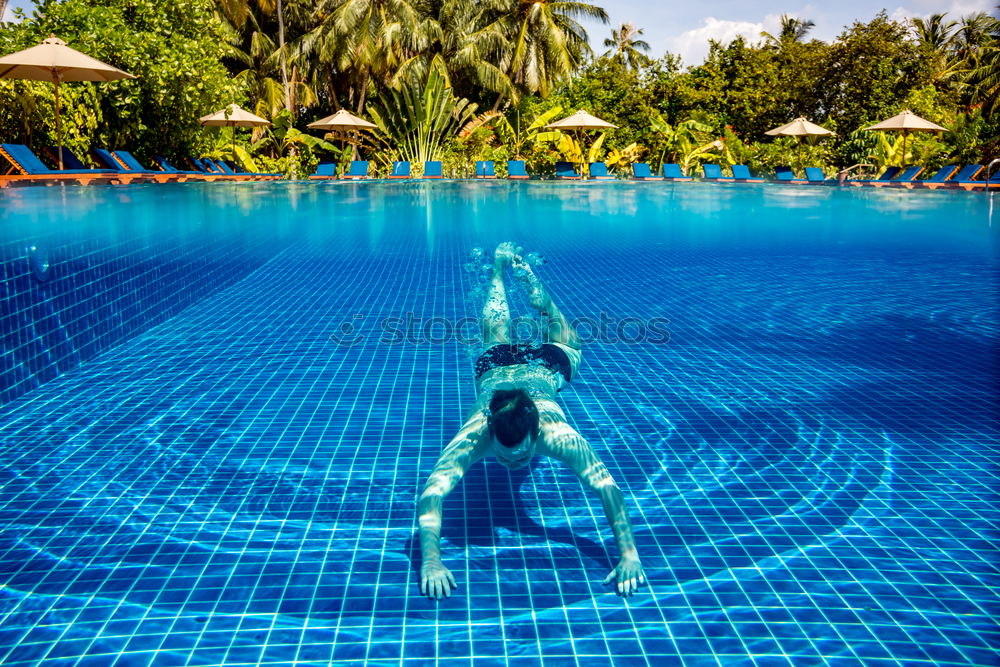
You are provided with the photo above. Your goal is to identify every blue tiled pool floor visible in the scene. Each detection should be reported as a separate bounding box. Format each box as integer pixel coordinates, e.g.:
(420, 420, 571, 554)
(0, 185, 998, 665)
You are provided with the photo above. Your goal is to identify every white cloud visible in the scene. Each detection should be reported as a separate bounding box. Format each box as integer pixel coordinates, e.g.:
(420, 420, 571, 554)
(889, 0, 993, 24)
(667, 15, 784, 67)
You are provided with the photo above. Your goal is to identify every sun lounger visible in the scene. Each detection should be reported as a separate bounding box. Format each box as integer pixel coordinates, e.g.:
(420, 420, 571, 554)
(775, 166, 800, 181)
(475, 161, 496, 178)
(921, 165, 983, 190)
(44, 146, 99, 170)
(967, 175, 1000, 190)
(389, 161, 411, 179)
(731, 165, 765, 182)
(804, 167, 832, 184)
(309, 161, 337, 179)
(113, 150, 186, 183)
(155, 156, 207, 177)
(186, 157, 246, 180)
(90, 148, 167, 183)
(507, 160, 529, 180)
(423, 161, 443, 178)
(0, 143, 120, 186)
(871, 166, 923, 187)
(661, 163, 692, 181)
(588, 162, 615, 180)
(843, 166, 902, 186)
(211, 158, 281, 179)
(631, 163, 659, 180)
(555, 161, 581, 179)
(702, 164, 731, 181)
(342, 161, 369, 180)
(909, 165, 958, 188)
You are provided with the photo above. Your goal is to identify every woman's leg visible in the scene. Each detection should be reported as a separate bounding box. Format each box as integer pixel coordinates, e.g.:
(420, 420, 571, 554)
(512, 255, 580, 349)
(481, 243, 518, 346)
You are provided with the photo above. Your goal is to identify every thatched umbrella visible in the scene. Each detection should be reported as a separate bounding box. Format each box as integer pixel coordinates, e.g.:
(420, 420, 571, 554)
(546, 110, 617, 178)
(765, 117, 834, 171)
(863, 110, 947, 166)
(199, 104, 271, 161)
(0, 35, 135, 169)
(307, 109, 378, 159)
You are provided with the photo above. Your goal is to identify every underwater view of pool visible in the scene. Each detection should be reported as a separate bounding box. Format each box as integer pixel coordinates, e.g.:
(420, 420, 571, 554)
(0, 181, 997, 665)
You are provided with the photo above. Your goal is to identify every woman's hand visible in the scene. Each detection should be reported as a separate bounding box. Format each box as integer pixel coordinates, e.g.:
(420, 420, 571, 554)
(603, 557, 644, 596)
(421, 560, 458, 600)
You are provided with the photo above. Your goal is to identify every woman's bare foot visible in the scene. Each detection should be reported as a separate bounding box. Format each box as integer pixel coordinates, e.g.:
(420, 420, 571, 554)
(512, 254, 551, 310)
(494, 242, 521, 274)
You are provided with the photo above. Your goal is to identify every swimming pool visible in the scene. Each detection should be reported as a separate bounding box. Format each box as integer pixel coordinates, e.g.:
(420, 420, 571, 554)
(0, 181, 996, 665)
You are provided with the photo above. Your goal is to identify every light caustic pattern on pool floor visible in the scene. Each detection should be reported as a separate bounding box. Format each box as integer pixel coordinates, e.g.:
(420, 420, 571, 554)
(0, 203, 998, 664)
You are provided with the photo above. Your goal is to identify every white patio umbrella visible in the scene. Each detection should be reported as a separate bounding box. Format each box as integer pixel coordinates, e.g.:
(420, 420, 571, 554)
(0, 34, 136, 169)
(863, 110, 947, 166)
(546, 109, 617, 178)
(307, 109, 377, 158)
(765, 116, 834, 170)
(199, 104, 271, 160)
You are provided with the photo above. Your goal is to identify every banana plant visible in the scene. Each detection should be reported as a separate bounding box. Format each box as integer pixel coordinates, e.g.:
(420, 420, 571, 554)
(367, 56, 478, 163)
(869, 133, 907, 167)
(491, 107, 564, 158)
(605, 142, 643, 174)
(649, 112, 722, 175)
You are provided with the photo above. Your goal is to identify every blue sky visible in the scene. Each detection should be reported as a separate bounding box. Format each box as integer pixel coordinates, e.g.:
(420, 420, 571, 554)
(3, 0, 996, 66)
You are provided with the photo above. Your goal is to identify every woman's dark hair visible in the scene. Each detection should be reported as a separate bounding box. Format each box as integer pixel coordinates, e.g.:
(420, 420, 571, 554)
(487, 389, 539, 447)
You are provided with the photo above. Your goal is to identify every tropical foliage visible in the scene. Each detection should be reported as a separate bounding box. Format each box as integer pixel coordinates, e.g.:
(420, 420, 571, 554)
(0, 1, 997, 177)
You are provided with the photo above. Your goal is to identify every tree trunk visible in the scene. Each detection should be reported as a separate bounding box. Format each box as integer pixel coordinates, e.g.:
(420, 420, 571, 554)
(490, 92, 506, 112)
(276, 0, 291, 114)
(356, 73, 369, 114)
(0, 1, 9, 21)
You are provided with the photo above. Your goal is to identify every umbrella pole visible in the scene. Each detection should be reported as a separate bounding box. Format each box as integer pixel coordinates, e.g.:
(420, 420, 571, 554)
(232, 125, 236, 164)
(53, 77, 63, 170)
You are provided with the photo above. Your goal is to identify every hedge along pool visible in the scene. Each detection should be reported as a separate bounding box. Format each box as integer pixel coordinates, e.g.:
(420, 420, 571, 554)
(0, 180, 997, 665)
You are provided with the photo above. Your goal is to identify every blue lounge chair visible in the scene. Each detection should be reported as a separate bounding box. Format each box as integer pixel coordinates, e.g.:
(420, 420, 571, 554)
(309, 161, 337, 179)
(113, 150, 185, 182)
(475, 161, 496, 178)
(661, 163, 692, 181)
(155, 156, 205, 176)
(342, 160, 369, 179)
(805, 167, 830, 184)
(911, 165, 958, 188)
(872, 166, 923, 187)
(702, 164, 730, 180)
(91, 148, 169, 182)
(555, 161, 581, 179)
(423, 161, 443, 178)
(1, 143, 119, 184)
(211, 158, 281, 179)
(731, 164, 764, 182)
(632, 163, 659, 180)
(588, 162, 615, 180)
(924, 164, 983, 189)
(44, 146, 98, 170)
(968, 172, 1000, 190)
(844, 166, 902, 186)
(389, 161, 410, 179)
(507, 160, 529, 180)
(775, 166, 799, 181)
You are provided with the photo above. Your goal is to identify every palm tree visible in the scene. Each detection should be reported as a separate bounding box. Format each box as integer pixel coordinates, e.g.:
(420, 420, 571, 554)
(762, 14, 815, 48)
(913, 13, 959, 84)
(477, 0, 608, 105)
(602, 22, 651, 70)
(964, 10, 1000, 117)
(309, 0, 434, 113)
(913, 13, 957, 50)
